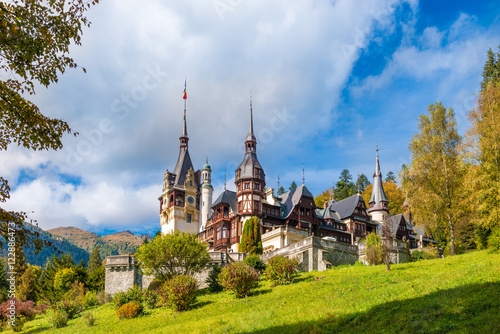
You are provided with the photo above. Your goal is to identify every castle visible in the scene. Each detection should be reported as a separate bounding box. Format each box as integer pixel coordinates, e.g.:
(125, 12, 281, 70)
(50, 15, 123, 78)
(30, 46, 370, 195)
(105, 92, 435, 296)
(158, 94, 432, 253)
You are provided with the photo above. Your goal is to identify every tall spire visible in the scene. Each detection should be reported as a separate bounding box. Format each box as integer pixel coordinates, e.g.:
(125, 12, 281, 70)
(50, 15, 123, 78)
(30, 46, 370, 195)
(245, 91, 257, 150)
(302, 163, 305, 185)
(180, 79, 189, 148)
(368, 145, 388, 212)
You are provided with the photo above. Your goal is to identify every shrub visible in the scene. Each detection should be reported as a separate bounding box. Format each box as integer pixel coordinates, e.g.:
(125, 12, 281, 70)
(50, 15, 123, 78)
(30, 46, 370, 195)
(0, 298, 47, 331)
(142, 289, 160, 310)
(161, 275, 198, 311)
(205, 265, 223, 293)
(116, 301, 142, 319)
(96, 290, 111, 305)
(83, 312, 96, 327)
(9, 317, 26, 332)
(113, 285, 143, 309)
(265, 256, 299, 285)
(244, 254, 266, 272)
(84, 291, 98, 307)
(57, 282, 84, 319)
(51, 310, 68, 328)
(218, 262, 259, 298)
(147, 278, 164, 292)
(365, 233, 384, 265)
(487, 228, 500, 253)
(239, 217, 263, 254)
(54, 268, 77, 292)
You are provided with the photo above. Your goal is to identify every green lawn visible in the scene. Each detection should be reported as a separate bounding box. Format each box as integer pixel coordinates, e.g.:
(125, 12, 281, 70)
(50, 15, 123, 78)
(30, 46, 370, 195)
(20, 250, 500, 333)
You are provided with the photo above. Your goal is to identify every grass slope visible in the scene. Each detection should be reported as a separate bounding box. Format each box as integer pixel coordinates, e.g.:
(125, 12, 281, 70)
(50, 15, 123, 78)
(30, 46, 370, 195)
(22, 250, 500, 334)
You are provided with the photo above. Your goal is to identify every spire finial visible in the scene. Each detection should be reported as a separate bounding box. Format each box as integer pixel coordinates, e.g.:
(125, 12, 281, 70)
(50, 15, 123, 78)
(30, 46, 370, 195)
(302, 163, 305, 185)
(206, 156, 208, 164)
(277, 175, 280, 192)
(224, 168, 227, 191)
(357, 173, 361, 195)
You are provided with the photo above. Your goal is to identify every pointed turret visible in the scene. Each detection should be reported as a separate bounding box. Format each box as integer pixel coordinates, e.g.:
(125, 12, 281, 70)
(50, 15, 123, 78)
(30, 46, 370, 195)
(245, 97, 257, 153)
(368, 146, 389, 212)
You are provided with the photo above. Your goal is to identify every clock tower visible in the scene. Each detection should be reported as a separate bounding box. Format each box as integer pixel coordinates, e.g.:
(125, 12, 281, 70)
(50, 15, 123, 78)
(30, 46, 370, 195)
(159, 94, 200, 235)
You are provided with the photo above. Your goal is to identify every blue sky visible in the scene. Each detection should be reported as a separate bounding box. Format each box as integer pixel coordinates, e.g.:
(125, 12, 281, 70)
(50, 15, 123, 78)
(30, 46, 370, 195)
(1, 0, 499, 236)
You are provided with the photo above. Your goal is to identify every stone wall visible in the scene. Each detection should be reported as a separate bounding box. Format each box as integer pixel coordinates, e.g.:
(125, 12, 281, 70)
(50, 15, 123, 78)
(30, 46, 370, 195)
(105, 255, 141, 296)
(105, 252, 247, 295)
(261, 236, 359, 272)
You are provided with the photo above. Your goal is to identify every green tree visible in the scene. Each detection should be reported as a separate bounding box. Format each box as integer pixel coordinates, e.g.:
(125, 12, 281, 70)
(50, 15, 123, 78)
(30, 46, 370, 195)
(278, 186, 285, 195)
(289, 181, 298, 191)
(239, 217, 263, 254)
(17, 264, 41, 302)
(481, 48, 499, 90)
(385, 171, 396, 183)
(0, 0, 99, 254)
(37, 253, 76, 305)
(0, 258, 8, 301)
(135, 231, 210, 282)
(335, 169, 356, 201)
(401, 102, 465, 255)
(88, 246, 102, 274)
(365, 233, 384, 265)
(356, 174, 371, 192)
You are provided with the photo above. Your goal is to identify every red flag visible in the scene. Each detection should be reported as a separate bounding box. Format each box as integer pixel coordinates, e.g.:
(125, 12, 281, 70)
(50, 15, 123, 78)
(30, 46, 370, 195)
(183, 79, 187, 100)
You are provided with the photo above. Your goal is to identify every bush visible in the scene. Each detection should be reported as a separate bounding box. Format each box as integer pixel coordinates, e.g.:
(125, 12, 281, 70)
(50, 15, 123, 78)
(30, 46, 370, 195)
(365, 233, 385, 265)
(265, 256, 299, 285)
(116, 301, 142, 319)
(96, 290, 110, 305)
(487, 228, 500, 253)
(57, 282, 84, 319)
(206, 265, 223, 293)
(0, 298, 47, 331)
(51, 310, 68, 328)
(83, 312, 96, 327)
(218, 262, 259, 298)
(9, 317, 26, 332)
(83, 291, 98, 307)
(113, 285, 143, 309)
(142, 289, 160, 310)
(244, 254, 266, 272)
(147, 278, 164, 292)
(161, 275, 198, 311)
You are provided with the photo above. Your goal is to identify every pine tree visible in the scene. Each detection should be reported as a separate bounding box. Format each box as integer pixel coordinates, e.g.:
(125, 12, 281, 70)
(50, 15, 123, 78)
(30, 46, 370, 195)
(335, 169, 356, 200)
(238, 217, 263, 254)
(481, 48, 498, 90)
(88, 246, 102, 274)
(385, 171, 396, 183)
(278, 186, 285, 195)
(289, 181, 297, 191)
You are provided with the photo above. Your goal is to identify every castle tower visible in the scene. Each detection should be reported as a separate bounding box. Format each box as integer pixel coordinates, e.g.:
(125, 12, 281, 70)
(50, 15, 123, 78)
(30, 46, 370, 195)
(200, 158, 213, 233)
(367, 146, 389, 224)
(159, 88, 200, 235)
(235, 97, 266, 222)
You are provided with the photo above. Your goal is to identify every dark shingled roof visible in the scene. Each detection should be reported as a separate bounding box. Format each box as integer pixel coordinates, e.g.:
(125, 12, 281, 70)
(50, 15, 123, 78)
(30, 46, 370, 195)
(387, 214, 405, 236)
(236, 152, 265, 181)
(277, 184, 314, 218)
(172, 147, 194, 187)
(212, 190, 237, 213)
(328, 194, 366, 220)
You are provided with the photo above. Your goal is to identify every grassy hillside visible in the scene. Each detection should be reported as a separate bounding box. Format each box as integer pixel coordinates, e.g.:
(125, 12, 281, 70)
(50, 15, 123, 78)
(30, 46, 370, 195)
(48, 226, 101, 252)
(20, 250, 500, 333)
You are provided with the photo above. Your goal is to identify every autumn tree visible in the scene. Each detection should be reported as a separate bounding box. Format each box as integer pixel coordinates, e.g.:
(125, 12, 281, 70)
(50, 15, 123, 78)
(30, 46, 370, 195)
(239, 216, 263, 254)
(401, 102, 465, 255)
(135, 231, 210, 282)
(466, 46, 500, 250)
(361, 181, 405, 215)
(0, 0, 99, 252)
(314, 188, 333, 208)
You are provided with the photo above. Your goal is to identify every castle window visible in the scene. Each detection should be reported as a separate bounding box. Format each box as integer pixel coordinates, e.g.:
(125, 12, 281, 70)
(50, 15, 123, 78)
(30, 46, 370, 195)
(245, 183, 250, 189)
(217, 227, 221, 240)
(254, 201, 259, 211)
(300, 207, 304, 216)
(306, 208, 310, 216)
(222, 226, 227, 239)
(254, 183, 260, 190)
(186, 214, 192, 223)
